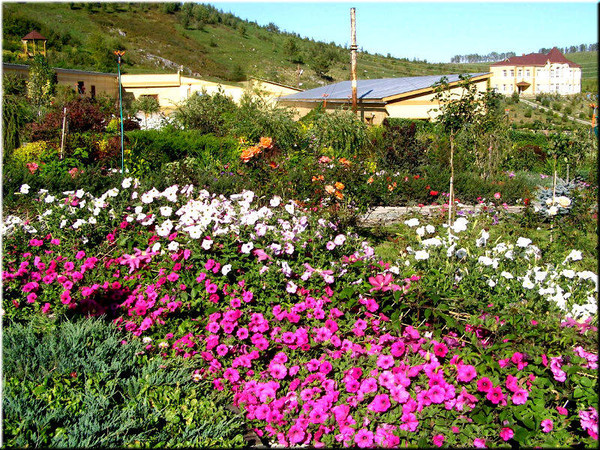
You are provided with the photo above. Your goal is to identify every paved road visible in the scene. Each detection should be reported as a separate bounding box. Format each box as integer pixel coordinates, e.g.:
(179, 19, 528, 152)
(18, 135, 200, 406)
(519, 98, 592, 126)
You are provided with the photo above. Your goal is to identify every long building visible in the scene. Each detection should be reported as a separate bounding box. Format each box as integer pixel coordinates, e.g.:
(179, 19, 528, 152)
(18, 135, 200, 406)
(278, 73, 492, 124)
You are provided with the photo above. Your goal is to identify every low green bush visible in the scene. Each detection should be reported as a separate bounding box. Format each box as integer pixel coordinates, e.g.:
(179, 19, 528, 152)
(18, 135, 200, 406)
(2, 317, 246, 448)
(126, 129, 240, 174)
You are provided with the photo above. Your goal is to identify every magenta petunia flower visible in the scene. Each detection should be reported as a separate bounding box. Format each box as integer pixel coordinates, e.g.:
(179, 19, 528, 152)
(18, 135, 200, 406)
(541, 419, 553, 433)
(427, 385, 446, 404)
(500, 427, 514, 441)
(473, 438, 486, 447)
(456, 364, 477, 383)
(368, 394, 391, 413)
(511, 388, 529, 405)
(486, 386, 505, 404)
(354, 429, 374, 448)
(377, 354, 395, 369)
(432, 434, 445, 447)
(476, 377, 493, 392)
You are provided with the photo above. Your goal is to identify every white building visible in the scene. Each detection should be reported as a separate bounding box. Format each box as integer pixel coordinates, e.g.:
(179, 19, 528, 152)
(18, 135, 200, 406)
(489, 47, 581, 97)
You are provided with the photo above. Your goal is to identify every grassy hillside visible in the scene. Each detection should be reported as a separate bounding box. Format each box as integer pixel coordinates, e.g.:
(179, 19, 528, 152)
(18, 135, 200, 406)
(2, 2, 489, 89)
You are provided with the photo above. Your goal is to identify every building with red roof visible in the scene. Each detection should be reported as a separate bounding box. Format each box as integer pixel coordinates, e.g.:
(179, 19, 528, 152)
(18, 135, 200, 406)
(489, 47, 581, 97)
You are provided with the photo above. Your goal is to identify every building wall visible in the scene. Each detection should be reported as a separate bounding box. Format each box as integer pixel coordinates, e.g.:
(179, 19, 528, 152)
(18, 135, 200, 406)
(121, 73, 246, 113)
(2, 64, 118, 98)
(55, 72, 118, 98)
(386, 77, 489, 120)
(490, 64, 581, 96)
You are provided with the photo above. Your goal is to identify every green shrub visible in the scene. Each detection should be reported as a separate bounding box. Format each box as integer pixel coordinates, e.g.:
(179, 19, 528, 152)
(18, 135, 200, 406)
(301, 107, 368, 159)
(524, 109, 533, 118)
(377, 118, 428, 172)
(2, 317, 246, 448)
(172, 89, 237, 136)
(226, 91, 300, 151)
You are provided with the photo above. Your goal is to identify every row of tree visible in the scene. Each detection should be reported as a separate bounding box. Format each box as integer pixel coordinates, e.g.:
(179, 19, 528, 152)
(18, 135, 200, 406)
(451, 43, 597, 64)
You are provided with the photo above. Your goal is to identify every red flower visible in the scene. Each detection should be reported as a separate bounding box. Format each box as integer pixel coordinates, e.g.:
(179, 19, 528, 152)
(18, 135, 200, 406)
(430, 190, 438, 196)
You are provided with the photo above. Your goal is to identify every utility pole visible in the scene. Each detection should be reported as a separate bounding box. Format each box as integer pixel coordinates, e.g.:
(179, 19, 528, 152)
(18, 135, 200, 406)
(350, 7, 358, 114)
(114, 50, 126, 175)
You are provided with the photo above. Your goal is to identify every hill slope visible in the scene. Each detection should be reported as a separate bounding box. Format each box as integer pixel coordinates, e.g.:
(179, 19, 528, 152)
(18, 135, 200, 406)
(2, 2, 490, 89)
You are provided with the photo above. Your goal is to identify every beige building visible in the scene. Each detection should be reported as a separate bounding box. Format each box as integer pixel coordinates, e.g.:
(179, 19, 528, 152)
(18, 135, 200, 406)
(490, 47, 581, 97)
(278, 73, 491, 124)
(121, 74, 302, 113)
(3, 63, 119, 98)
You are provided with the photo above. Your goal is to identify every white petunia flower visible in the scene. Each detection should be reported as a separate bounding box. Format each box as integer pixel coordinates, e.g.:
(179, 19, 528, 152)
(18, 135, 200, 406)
(19, 184, 30, 194)
(522, 277, 535, 289)
(501, 271, 514, 279)
(422, 237, 442, 248)
(476, 229, 489, 247)
(425, 224, 435, 234)
(241, 242, 254, 254)
(122, 177, 132, 189)
(222, 264, 232, 276)
(416, 226, 425, 237)
(566, 250, 583, 261)
(404, 218, 419, 228)
(451, 217, 469, 233)
(414, 250, 430, 260)
(455, 248, 467, 259)
(167, 241, 180, 252)
(516, 237, 532, 248)
(334, 234, 346, 246)
(160, 206, 173, 217)
(201, 238, 213, 250)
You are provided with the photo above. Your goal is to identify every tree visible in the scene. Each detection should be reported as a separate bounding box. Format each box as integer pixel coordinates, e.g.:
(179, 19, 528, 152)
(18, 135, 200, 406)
(27, 55, 56, 118)
(432, 75, 506, 224)
(3, 73, 32, 155)
(132, 96, 160, 128)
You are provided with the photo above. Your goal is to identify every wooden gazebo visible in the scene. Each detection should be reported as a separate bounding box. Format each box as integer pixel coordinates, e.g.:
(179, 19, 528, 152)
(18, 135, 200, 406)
(21, 30, 47, 58)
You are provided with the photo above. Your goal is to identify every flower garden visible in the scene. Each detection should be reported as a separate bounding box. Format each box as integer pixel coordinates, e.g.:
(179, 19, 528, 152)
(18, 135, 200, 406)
(2, 80, 598, 447)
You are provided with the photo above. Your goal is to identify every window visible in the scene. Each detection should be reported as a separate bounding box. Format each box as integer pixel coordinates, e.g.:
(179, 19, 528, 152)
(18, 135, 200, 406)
(141, 94, 159, 101)
(518, 69, 522, 77)
(503, 70, 507, 77)
(90, 85, 96, 99)
(510, 70, 514, 77)
(77, 81, 85, 94)
(526, 70, 530, 77)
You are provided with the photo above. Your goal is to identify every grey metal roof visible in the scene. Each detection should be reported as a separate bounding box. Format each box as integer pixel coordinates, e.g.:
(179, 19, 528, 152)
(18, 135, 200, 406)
(280, 73, 490, 102)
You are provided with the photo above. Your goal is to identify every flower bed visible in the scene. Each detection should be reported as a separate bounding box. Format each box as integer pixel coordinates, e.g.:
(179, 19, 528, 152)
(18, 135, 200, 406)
(2, 181, 598, 447)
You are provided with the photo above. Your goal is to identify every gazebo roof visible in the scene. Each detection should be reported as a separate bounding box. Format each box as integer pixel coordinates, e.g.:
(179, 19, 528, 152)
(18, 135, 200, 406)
(22, 30, 47, 41)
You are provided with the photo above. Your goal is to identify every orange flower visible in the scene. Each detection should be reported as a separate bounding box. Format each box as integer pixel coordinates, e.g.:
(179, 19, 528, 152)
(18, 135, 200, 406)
(259, 137, 273, 149)
(334, 182, 345, 190)
(339, 157, 351, 166)
(367, 177, 374, 184)
(325, 185, 336, 194)
(319, 156, 332, 164)
(387, 182, 397, 192)
(269, 161, 278, 169)
(312, 175, 324, 182)
(241, 145, 262, 162)
(334, 190, 344, 200)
